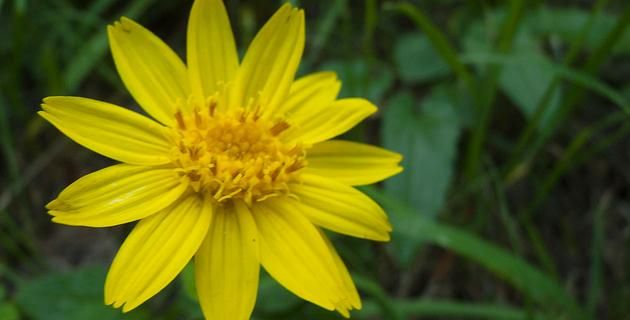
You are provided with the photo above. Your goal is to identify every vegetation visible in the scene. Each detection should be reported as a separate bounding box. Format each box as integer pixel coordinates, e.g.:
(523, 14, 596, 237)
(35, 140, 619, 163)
(1, 0, 630, 319)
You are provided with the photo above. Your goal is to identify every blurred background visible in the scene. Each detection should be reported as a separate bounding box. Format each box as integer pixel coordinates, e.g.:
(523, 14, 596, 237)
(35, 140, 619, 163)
(1, 0, 630, 319)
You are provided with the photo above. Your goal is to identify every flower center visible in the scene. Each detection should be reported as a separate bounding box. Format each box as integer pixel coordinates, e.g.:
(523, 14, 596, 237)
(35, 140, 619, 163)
(169, 99, 305, 205)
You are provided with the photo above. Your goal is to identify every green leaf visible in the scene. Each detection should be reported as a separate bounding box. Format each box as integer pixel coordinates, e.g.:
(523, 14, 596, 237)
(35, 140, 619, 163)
(321, 59, 393, 103)
(255, 271, 300, 315)
(462, 17, 561, 129)
(15, 266, 148, 320)
(180, 263, 197, 302)
(527, 6, 630, 55)
(381, 89, 461, 265)
(0, 303, 19, 320)
(366, 187, 585, 319)
(498, 35, 561, 128)
(393, 32, 450, 83)
(387, 2, 476, 96)
(357, 298, 541, 320)
(460, 51, 630, 118)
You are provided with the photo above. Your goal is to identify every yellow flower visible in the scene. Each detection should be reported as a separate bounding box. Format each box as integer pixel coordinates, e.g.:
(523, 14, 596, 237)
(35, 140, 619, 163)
(40, 0, 402, 318)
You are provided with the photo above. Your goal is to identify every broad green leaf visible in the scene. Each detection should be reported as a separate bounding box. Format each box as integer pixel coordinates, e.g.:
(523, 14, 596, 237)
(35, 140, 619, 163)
(393, 32, 449, 83)
(388, 2, 476, 94)
(321, 59, 393, 103)
(460, 51, 630, 117)
(381, 89, 461, 265)
(15, 266, 148, 320)
(462, 18, 560, 129)
(527, 6, 630, 55)
(498, 34, 561, 128)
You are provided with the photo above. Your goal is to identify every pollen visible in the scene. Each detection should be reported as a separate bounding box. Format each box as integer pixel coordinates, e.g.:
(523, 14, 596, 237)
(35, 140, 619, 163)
(169, 98, 306, 205)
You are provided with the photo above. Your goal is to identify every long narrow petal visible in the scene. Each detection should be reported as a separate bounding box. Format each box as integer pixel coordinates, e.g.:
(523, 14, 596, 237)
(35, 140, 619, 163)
(187, 0, 239, 98)
(251, 199, 355, 314)
(275, 71, 341, 117)
(108, 17, 189, 126)
(282, 98, 377, 145)
(290, 174, 391, 241)
(231, 4, 305, 115)
(40, 96, 172, 165)
(105, 194, 211, 312)
(305, 140, 402, 186)
(319, 229, 362, 316)
(47, 164, 187, 227)
(195, 201, 259, 320)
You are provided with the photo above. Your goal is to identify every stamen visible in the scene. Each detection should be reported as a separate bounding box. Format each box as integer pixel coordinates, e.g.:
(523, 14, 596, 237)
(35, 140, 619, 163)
(269, 121, 290, 136)
(175, 111, 186, 130)
(170, 101, 306, 205)
(208, 100, 217, 117)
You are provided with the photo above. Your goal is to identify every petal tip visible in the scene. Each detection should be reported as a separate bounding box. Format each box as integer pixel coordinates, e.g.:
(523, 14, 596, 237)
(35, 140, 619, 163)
(45, 198, 61, 210)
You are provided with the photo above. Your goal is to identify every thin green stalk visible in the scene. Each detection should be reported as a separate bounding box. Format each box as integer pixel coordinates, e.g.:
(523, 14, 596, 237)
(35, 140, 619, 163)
(359, 299, 541, 319)
(488, 161, 523, 254)
(587, 192, 610, 317)
(385, 2, 477, 96)
(363, 0, 377, 55)
(300, 0, 346, 69)
(353, 275, 405, 320)
(0, 210, 38, 267)
(510, 4, 630, 174)
(504, 0, 608, 179)
(525, 110, 628, 217)
(0, 96, 19, 183)
(463, 0, 525, 180)
(63, 0, 157, 92)
(513, 113, 630, 278)
(366, 187, 584, 319)
(576, 119, 630, 166)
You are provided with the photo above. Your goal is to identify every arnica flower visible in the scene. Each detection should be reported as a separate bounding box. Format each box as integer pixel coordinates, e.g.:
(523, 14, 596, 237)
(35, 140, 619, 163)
(40, 0, 402, 318)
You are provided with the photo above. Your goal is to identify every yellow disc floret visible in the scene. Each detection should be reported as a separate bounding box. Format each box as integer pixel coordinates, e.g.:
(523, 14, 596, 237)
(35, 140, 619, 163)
(169, 98, 305, 205)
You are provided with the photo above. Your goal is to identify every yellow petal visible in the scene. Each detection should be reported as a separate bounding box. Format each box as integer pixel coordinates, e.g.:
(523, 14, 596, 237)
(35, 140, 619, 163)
(195, 201, 259, 320)
(251, 198, 355, 313)
(290, 173, 391, 241)
(39, 96, 172, 165)
(187, 0, 239, 98)
(105, 194, 211, 312)
(305, 140, 402, 185)
(108, 17, 189, 126)
(283, 98, 377, 145)
(231, 4, 305, 115)
(275, 71, 341, 117)
(48, 164, 187, 227)
(318, 229, 362, 316)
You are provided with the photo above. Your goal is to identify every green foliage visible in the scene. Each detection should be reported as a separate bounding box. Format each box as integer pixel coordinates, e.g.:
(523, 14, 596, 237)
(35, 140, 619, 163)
(393, 32, 449, 83)
(2, 0, 630, 319)
(15, 266, 148, 320)
(321, 59, 394, 103)
(382, 89, 461, 265)
(0, 286, 19, 320)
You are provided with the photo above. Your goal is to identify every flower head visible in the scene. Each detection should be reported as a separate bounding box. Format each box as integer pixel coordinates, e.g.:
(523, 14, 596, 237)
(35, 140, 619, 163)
(40, 0, 402, 318)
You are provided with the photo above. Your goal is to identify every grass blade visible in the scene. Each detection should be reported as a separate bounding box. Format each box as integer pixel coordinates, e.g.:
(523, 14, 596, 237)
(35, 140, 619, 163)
(359, 298, 541, 319)
(385, 2, 476, 96)
(587, 192, 610, 317)
(463, 0, 525, 180)
(366, 187, 584, 319)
